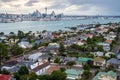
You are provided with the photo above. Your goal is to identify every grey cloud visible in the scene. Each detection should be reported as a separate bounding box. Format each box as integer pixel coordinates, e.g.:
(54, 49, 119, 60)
(25, 0, 39, 6)
(49, 4, 69, 10)
(0, 0, 120, 15)
(10, 4, 21, 7)
(0, 0, 15, 2)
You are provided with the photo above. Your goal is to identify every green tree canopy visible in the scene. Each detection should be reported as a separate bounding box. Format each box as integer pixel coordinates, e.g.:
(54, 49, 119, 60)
(10, 45, 24, 56)
(0, 43, 8, 65)
(18, 66, 29, 75)
(51, 71, 66, 80)
(54, 57, 60, 63)
(66, 61, 76, 67)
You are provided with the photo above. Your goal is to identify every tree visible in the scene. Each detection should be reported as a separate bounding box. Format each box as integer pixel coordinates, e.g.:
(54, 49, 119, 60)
(28, 73, 38, 80)
(97, 45, 103, 51)
(106, 65, 115, 71)
(20, 73, 38, 80)
(95, 23, 101, 28)
(87, 60, 93, 67)
(83, 64, 90, 70)
(38, 74, 51, 80)
(59, 43, 65, 53)
(94, 70, 99, 76)
(66, 61, 76, 67)
(18, 66, 29, 75)
(82, 70, 91, 79)
(9, 32, 15, 35)
(0, 32, 4, 35)
(13, 72, 20, 80)
(17, 30, 24, 39)
(20, 75, 28, 80)
(54, 57, 60, 63)
(51, 71, 66, 80)
(0, 69, 10, 75)
(87, 37, 93, 44)
(10, 45, 24, 56)
(0, 43, 8, 65)
(32, 43, 39, 50)
(48, 57, 51, 62)
(60, 67, 66, 72)
(110, 54, 116, 58)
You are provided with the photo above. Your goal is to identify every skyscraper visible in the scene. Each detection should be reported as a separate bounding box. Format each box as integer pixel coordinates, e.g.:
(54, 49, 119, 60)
(45, 7, 47, 15)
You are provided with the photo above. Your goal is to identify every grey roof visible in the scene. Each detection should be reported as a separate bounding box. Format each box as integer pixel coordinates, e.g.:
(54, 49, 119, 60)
(107, 58, 120, 65)
(18, 61, 34, 67)
(8, 66, 19, 73)
(117, 54, 120, 59)
(3, 61, 18, 67)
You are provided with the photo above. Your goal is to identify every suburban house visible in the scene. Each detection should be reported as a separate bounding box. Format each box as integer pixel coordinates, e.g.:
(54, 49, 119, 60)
(104, 39, 112, 44)
(63, 57, 77, 64)
(73, 40, 85, 46)
(85, 34, 93, 38)
(97, 42, 110, 51)
(93, 57, 106, 67)
(93, 71, 117, 80)
(65, 69, 84, 80)
(41, 31, 53, 39)
(107, 57, 120, 70)
(93, 51, 104, 57)
(77, 57, 92, 65)
(45, 66, 60, 74)
(80, 34, 93, 40)
(30, 61, 50, 75)
(27, 52, 44, 62)
(1, 60, 18, 73)
(0, 36, 7, 40)
(18, 41, 32, 49)
(64, 39, 77, 47)
(1, 60, 34, 73)
(0, 74, 14, 80)
(48, 43, 60, 49)
(105, 52, 115, 57)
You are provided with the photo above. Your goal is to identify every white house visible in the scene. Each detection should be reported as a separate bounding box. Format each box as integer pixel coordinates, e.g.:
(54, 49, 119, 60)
(28, 52, 44, 62)
(65, 69, 84, 80)
(93, 51, 104, 57)
(18, 41, 32, 49)
(105, 52, 115, 57)
(0, 36, 7, 40)
(48, 43, 59, 49)
(97, 42, 110, 51)
(30, 61, 50, 75)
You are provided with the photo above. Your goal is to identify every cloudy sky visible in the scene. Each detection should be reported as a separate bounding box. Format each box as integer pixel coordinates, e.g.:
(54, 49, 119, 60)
(0, 0, 119, 15)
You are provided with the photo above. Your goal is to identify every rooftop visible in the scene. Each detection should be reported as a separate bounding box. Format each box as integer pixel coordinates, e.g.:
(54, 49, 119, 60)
(45, 66, 60, 74)
(31, 62, 50, 72)
(3, 60, 18, 67)
(0, 74, 11, 80)
(93, 71, 117, 80)
(65, 69, 83, 75)
(107, 58, 120, 65)
(77, 57, 92, 63)
(93, 57, 105, 62)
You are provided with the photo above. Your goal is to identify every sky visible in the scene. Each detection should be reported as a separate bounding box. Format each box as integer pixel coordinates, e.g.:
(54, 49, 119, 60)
(0, 0, 120, 15)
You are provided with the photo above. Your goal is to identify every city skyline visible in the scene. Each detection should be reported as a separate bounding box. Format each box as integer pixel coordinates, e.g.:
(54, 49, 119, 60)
(0, 0, 120, 16)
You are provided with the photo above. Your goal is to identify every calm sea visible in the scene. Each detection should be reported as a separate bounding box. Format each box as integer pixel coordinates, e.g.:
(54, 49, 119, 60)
(0, 19, 120, 34)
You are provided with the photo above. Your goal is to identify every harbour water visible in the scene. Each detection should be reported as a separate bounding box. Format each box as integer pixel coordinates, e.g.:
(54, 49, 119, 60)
(0, 19, 120, 34)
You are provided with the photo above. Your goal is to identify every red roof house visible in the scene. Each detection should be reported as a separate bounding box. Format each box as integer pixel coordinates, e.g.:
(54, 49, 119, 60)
(0, 74, 11, 80)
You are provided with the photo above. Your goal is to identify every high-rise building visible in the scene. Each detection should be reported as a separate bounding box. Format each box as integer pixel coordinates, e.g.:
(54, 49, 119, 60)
(45, 7, 47, 15)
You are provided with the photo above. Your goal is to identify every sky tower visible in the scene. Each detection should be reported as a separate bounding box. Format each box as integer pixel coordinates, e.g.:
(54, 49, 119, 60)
(45, 7, 47, 15)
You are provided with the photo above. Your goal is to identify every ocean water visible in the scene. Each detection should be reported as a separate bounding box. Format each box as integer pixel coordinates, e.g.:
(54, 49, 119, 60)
(0, 19, 120, 34)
